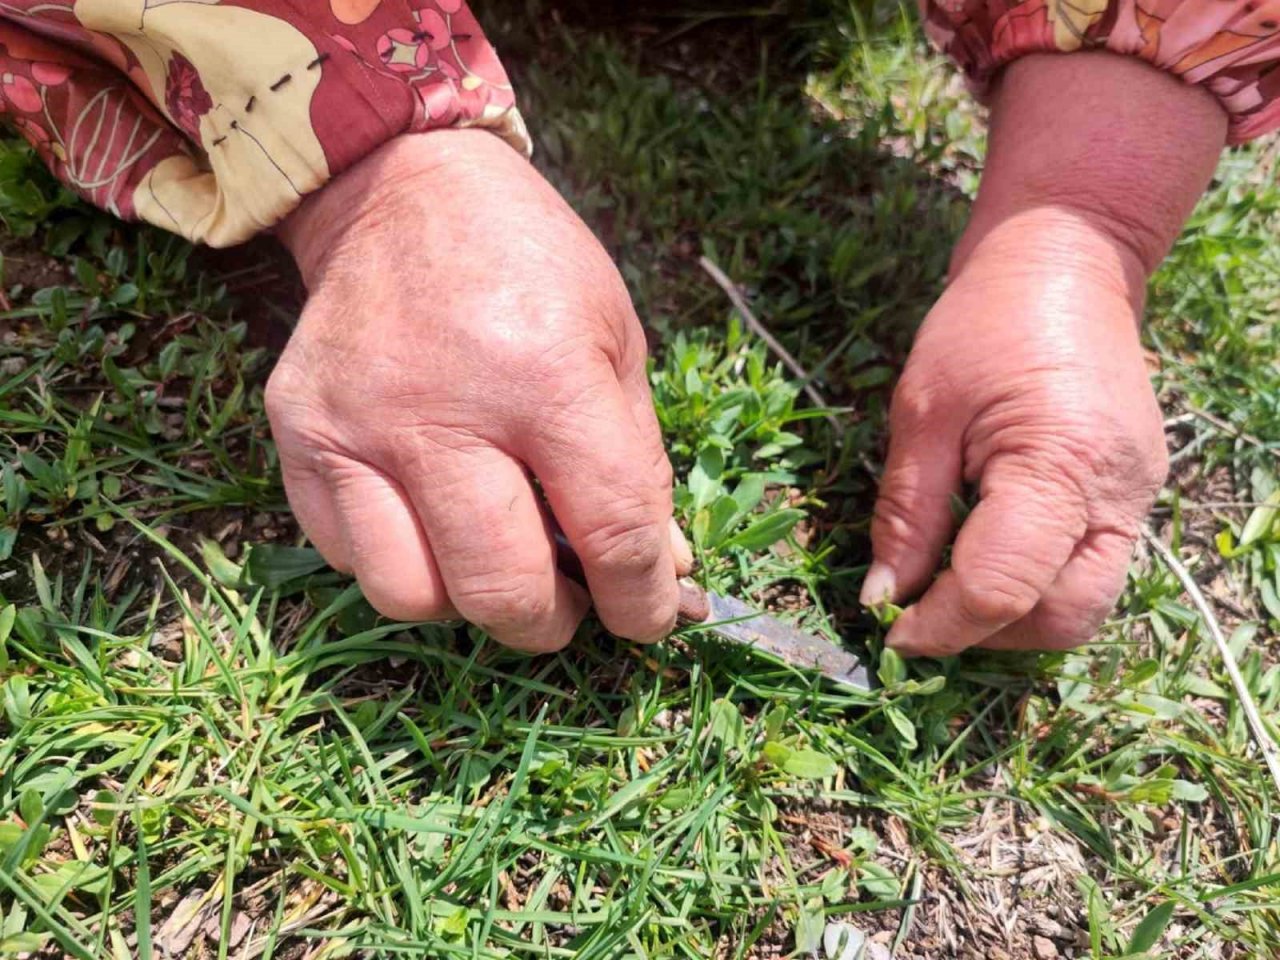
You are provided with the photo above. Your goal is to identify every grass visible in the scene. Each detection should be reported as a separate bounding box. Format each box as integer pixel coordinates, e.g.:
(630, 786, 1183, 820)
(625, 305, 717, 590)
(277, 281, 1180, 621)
(2, 1, 1280, 957)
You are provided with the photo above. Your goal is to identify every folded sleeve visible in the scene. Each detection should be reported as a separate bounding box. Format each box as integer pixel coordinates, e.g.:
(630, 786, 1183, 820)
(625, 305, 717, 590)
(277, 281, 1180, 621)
(920, 0, 1280, 143)
(0, 0, 528, 246)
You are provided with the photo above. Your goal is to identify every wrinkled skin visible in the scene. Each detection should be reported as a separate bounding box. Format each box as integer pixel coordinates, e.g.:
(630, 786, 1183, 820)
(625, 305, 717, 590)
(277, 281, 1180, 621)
(270, 129, 691, 653)
(863, 53, 1226, 657)
(268, 52, 1226, 660)
(865, 214, 1168, 655)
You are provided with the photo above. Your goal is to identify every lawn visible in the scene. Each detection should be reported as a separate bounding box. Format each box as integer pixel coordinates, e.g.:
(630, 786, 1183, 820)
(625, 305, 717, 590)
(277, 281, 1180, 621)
(2, 2, 1280, 957)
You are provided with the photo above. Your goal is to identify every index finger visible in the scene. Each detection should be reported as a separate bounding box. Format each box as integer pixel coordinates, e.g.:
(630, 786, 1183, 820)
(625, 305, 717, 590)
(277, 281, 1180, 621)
(519, 364, 678, 643)
(885, 458, 1088, 657)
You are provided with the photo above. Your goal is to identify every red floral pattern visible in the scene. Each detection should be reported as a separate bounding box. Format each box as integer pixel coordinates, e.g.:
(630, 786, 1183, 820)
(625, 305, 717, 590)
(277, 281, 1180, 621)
(0, 71, 39, 112)
(921, 0, 1280, 142)
(0, 0, 1277, 243)
(163, 51, 212, 139)
(0, 1, 523, 243)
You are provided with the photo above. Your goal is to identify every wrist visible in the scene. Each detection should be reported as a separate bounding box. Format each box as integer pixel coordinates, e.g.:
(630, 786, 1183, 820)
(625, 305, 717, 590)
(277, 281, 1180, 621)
(279, 129, 519, 286)
(951, 52, 1226, 291)
(951, 206, 1151, 316)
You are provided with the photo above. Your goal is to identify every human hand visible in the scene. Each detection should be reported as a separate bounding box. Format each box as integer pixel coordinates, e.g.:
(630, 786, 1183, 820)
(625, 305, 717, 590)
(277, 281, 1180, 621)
(863, 212, 1168, 654)
(269, 130, 691, 652)
(861, 52, 1226, 656)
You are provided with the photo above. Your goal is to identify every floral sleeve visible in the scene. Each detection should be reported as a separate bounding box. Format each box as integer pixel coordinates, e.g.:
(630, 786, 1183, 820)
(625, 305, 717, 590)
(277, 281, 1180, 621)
(921, 0, 1280, 143)
(0, 0, 527, 246)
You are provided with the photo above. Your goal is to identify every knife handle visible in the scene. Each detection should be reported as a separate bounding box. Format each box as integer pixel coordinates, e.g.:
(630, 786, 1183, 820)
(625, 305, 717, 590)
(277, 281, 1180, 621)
(553, 531, 710, 625)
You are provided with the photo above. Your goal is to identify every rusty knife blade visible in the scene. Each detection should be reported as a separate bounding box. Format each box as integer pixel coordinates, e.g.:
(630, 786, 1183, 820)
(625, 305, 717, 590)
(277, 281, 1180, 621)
(684, 589, 873, 691)
(553, 531, 870, 690)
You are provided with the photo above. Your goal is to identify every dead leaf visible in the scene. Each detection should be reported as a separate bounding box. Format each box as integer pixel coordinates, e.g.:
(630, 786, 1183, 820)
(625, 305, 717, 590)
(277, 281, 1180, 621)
(155, 888, 215, 957)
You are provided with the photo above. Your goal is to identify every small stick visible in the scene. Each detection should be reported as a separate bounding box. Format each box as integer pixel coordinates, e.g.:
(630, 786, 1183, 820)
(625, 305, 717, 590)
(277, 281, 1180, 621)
(1186, 405, 1280, 462)
(1143, 530, 1280, 799)
(698, 255, 842, 435)
(1151, 501, 1275, 512)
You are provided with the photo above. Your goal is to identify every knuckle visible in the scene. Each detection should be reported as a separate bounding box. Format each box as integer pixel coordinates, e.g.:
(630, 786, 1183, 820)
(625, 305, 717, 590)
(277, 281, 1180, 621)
(652, 454, 675, 494)
(450, 573, 552, 631)
(1060, 427, 1168, 520)
(1137, 437, 1170, 494)
(1054, 411, 1167, 495)
(359, 577, 447, 623)
(603, 591, 677, 643)
(488, 324, 595, 379)
(955, 564, 1040, 627)
(264, 366, 301, 423)
(579, 511, 665, 579)
(996, 447, 1089, 499)
(872, 487, 940, 557)
(889, 375, 942, 433)
(266, 365, 336, 445)
(985, 456, 1092, 536)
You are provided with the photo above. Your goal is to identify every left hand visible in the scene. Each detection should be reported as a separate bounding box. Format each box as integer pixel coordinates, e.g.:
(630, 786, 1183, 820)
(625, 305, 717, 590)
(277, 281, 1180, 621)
(861, 212, 1167, 655)
(858, 52, 1227, 656)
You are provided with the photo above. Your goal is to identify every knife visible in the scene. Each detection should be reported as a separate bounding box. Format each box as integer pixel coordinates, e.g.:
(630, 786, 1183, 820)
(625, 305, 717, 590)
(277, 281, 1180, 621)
(554, 534, 872, 691)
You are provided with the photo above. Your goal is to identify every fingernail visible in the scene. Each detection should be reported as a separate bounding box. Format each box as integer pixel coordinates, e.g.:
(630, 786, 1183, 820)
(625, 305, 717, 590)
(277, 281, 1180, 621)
(860, 562, 897, 607)
(677, 579, 710, 623)
(669, 518, 694, 575)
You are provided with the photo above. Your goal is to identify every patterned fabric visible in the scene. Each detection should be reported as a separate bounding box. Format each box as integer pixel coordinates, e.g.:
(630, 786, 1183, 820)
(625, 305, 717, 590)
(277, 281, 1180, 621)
(0, 3, 1274, 247)
(922, 0, 1280, 143)
(0, 1, 526, 246)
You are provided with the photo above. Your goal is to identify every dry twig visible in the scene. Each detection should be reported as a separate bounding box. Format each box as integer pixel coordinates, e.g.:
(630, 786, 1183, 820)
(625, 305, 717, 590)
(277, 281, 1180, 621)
(1186, 405, 1280, 462)
(698, 255, 843, 436)
(1144, 530, 1280, 800)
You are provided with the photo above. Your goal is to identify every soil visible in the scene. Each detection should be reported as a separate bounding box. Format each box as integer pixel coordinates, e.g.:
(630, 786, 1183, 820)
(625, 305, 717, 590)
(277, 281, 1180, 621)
(7, 6, 1264, 959)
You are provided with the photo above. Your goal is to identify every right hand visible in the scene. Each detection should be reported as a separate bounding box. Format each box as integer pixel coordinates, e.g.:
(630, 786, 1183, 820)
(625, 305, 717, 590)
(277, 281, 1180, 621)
(269, 130, 691, 652)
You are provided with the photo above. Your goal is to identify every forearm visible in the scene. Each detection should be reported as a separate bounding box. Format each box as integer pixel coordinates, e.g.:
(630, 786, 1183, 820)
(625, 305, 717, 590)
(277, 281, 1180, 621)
(951, 53, 1227, 306)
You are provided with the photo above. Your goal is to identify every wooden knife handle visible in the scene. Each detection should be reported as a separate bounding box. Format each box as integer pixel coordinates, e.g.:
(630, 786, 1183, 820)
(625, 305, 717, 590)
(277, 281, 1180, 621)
(553, 532, 709, 625)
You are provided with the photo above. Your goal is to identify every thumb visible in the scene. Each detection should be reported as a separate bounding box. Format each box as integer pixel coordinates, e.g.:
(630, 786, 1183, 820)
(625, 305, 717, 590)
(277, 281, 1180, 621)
(862, 383, 964, 606)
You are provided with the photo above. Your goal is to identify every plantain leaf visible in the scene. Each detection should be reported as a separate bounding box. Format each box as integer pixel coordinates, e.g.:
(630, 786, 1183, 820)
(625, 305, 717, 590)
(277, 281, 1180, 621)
(783, 749, 838, 780)
(1240, 491, 1280, 547)
(244, 544, 328, 589)
(723, 508, 804, 552)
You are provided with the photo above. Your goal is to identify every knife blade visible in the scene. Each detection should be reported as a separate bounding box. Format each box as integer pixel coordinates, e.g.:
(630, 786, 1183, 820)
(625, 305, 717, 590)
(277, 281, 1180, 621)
(681, 584, 873, 691)
(555, 533, 872, 690)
